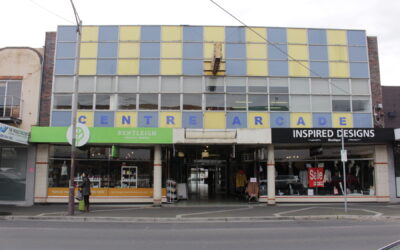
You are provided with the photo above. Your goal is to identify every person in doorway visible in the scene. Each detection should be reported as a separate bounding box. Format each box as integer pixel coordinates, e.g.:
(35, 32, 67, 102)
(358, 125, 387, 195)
(235, 169, 247, 198)
(80, 172, 91, 212)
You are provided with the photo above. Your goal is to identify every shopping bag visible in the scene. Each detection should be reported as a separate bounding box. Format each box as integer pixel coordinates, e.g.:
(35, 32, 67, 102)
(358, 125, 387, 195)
(78, 199, 85, 211)
(76, 190, 82, 201)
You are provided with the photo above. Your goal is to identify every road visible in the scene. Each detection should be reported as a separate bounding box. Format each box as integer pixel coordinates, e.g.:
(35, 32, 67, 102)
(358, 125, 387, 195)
(0, 220, 399, 250)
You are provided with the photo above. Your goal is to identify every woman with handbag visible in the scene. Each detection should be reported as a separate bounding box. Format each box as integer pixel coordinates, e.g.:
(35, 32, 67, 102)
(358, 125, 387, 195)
(80, 172, 91, 212)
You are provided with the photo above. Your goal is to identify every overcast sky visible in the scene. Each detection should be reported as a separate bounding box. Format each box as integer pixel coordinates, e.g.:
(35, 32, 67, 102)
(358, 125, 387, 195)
(1, 0, 399, 86)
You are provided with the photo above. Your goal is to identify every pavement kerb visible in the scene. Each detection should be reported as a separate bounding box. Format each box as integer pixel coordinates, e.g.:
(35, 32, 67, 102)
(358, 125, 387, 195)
(2, 215, 400, 223)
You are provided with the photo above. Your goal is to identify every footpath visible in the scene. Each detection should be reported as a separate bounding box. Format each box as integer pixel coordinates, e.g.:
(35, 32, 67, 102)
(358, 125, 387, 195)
(1, 202, 400, 223)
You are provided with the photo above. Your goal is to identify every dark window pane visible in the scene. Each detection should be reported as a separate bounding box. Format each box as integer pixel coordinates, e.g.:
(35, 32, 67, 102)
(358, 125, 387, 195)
(205, 94, 224, 110)
(270, 94, 289, 111)
(53, 94, 72, 109)
(205, 77, 224, 92)
(183, 94, 202, 110)
(78, 94, 93, 109)
(96, 94, 111, 110)
(139, 94, 158, 110)
(161, 94, 180, 110)
(226, 94, 246, 111)
(118, 94, 136, 110)
(352, 98, 370, 112)
(248, 94, 268, 111)
(332, 97, 350, 112)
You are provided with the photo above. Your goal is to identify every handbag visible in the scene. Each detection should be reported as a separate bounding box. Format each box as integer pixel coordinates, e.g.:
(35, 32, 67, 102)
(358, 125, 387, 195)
(78, 199, 85, 211)
(76, 190, 83, 201)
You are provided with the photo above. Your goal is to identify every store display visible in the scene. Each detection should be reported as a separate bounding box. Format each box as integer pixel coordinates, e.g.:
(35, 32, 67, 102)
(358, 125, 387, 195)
(121, 166, 138, 188)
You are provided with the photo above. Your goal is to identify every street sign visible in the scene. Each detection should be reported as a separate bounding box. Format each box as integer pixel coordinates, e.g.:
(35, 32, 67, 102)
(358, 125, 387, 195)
(341, 149, 347, 162)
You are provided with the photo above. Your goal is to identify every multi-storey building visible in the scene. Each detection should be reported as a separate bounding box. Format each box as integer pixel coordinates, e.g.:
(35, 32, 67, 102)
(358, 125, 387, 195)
(31, 25, 394, 204)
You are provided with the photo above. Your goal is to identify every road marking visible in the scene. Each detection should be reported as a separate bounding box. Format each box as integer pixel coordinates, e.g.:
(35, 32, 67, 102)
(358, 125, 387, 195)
(176, 206, 254, 218)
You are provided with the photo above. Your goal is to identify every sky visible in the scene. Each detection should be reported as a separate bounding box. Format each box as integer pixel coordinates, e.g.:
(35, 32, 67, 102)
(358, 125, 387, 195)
(1, 0, 399, 86)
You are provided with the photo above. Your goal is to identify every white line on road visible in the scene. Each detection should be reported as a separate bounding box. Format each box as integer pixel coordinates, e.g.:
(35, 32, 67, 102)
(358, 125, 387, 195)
(176, 206, 254, 218)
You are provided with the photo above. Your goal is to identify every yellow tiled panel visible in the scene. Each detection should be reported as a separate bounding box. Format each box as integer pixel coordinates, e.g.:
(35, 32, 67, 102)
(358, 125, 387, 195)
(77, 111, 94, 127)
(247, 44, 267, 59)
(161, 59, 182, 75)
(248, 112, 270, 128)
(289, 61, 309, 77)
(332, 113, 353, 128)
(119, 26, 140, 41)
(204, 112, 225, 129)
(80, 43, 98, 58)
(247, 60, 267, 76)
(246, 27, 267, 43)
(328, 46, 348, 61)
(288, 45, 308, 60)
(204, 43, 225, 59)
(329, 62, 349, 78)
(204, 26, 225, 42)
(118, 60, 139, 75)
(79, 59, 96, 75)
(115, 112, 137, 127)
(291, 113, 312, 128)
(119, 43, 139, 58)
(161, 43, 182, 58)
(327, 30, 347, 45)
(287, 29, 308, 44)
(161, 26, 182, 41)
(159, 112, 182, 128)
(81, 26, 99, 42)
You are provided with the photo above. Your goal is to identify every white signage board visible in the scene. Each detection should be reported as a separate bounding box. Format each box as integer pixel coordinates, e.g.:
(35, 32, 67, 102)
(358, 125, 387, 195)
(0, 123, 29, 145)
(67, 123, 90, 147)
(341, 149, 348, 162)
(250, 177, 257, 183)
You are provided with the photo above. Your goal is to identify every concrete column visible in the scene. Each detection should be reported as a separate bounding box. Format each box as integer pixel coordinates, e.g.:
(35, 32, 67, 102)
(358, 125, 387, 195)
(153, 145, 162, 206)
(267, 144, 276, 205)
(34, 144, 49, 203)
(374, 145, 390, 202)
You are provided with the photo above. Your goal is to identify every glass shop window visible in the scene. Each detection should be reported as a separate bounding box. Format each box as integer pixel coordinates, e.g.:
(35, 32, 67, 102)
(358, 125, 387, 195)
(77, 94, 93, 110)
(118, 94, 137, 110)
(332, 96, 350, 112)
(226, 77, 246, 93)
(53, 94, 72, 109)
(205, 77, 224, 92)
(161, 94, 180, 110)
(205, 94, 225, 110)
(269, 78, 288, 94)
(183, 94, 202, 110)
(270, 94, 289, 111)
(248, 77, 268, 93)
(139, 94, 158, 110)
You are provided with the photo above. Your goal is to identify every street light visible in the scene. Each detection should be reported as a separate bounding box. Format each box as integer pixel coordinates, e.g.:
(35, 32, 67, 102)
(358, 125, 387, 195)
(68, 0, 82, 216)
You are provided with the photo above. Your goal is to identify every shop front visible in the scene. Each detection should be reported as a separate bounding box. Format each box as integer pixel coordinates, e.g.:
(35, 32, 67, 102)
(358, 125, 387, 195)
(0, 122, 32, 204)
(31, 126, 172, 203)
(261, 128, 394, 203)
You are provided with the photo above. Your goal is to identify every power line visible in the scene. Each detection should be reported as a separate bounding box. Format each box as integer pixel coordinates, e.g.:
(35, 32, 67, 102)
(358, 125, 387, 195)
(30, 0, 74, 24)
(209, 0, 351, 95)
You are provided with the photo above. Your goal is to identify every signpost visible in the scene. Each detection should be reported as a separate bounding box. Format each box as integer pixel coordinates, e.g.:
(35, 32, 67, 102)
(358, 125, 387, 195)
(341, 129, 348, 213)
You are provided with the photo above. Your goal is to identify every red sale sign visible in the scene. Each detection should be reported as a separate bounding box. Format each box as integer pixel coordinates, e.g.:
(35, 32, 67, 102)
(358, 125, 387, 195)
(308, 168, 324, 188)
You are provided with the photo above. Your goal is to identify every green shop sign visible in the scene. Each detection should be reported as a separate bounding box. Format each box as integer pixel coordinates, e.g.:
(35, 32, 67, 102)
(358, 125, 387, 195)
(30, 127, 173, 144)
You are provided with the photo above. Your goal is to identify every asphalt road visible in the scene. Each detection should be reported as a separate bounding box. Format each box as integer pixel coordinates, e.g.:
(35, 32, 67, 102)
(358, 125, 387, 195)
(0, 220, 399, 250)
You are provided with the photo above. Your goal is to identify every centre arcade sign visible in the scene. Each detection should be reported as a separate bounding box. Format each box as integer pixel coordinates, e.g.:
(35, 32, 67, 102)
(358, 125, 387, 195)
(272, 128, 394, 143)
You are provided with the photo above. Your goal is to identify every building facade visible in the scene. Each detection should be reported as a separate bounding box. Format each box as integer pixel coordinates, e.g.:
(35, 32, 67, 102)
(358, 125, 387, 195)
(31, 25, 394, 204)
(0, 47, 43, 205)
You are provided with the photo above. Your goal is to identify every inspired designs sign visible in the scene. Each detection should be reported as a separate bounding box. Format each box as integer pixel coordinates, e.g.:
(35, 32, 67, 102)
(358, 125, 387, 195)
(0, 123, 29, 145)
(272, 128, 394, 143)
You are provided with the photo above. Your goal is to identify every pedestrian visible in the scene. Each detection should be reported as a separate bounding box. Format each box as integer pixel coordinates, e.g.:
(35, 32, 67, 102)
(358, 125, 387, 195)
(80, 172, 91, 212)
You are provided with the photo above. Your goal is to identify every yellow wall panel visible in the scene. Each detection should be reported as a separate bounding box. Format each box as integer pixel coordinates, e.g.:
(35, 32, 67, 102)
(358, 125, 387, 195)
(329, 62, 349, 78)
(119, 26, 140, 41)
(291, 113, 312, 128)
(328, 46, 348, 61)
(79, 59, 96, 75)
(115, 112, 137, 127)
(247, 44, 267, 59)
(327, 30, 347, 45)
(81, 26, 99, 42)
(80, 43, 98, 58)
(288, 45, 308, 60)
(332, 113, 353, 128)
(248, 112, 269, 128)
(161, 59, 182, 75)
(289, 61, 309, 77)
(118, 60, 139, 75)
(77, 111, 94, 127)
(204, 43, 225, 59)
(161, 26, 182, 41)
(247, 60, 267, 76)
(161, 43, 182, 58)
(119, 43, 139, 58)
(204, 112, 225, 129)
(287, 29, 308, 44)
(160, 112, 182, 128)
(246, 27, 267, 43)
(204, 26, 225, 42)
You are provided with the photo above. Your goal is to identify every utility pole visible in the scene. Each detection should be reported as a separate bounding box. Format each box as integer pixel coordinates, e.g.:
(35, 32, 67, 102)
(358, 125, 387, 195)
(68, 0, 82, 216)
(341, 129, 348, 213)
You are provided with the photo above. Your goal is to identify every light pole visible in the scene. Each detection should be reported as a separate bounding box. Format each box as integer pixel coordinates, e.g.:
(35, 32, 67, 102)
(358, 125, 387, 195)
(340, 129, 348, 213)
(68, 0, 82, 216)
